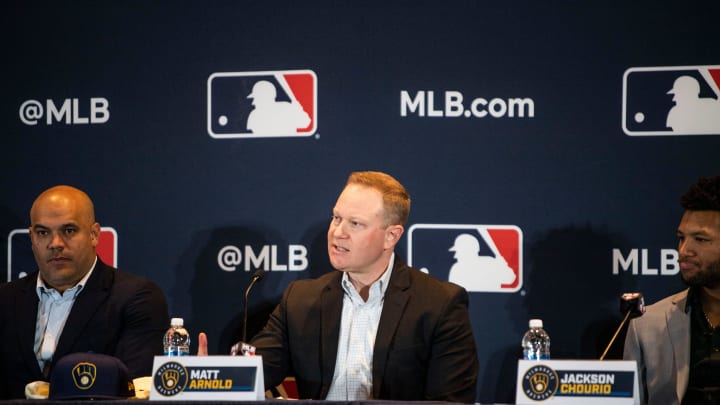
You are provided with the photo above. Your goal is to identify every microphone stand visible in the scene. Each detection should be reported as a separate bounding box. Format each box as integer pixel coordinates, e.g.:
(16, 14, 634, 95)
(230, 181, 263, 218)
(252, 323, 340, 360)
(599, 309, 633, 361)
(600, 292, 644, 361)
(238, 269, 279, 397)
(242, 270, 265, 343)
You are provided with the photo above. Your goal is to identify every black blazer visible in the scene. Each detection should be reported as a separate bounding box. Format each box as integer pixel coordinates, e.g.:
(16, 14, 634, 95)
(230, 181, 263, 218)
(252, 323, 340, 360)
(0, 259, 169, 399)
(252, 256, 479, 403)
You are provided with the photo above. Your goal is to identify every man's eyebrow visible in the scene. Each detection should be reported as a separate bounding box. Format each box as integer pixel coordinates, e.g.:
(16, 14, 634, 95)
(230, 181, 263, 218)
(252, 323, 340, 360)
(678, 229, 711, 236)
(32, 223, 78, 230)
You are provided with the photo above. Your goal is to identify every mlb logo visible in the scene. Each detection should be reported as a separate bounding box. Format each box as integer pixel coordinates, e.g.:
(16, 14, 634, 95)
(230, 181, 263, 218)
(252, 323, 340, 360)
(622, 65, 720, 136)
(207, 69, 317, 139)
(407, 224, 522, 293)
(6, 227, 117, 282)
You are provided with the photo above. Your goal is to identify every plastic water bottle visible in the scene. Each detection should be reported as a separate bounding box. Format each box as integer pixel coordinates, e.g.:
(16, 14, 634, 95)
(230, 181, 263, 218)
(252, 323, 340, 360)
(522, 319, 550, 360)
(163, 317, 190, 356)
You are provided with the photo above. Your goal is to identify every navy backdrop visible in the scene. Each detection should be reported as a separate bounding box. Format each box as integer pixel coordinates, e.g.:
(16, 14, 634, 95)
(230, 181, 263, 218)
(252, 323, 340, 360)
(3, 1, 720, 403)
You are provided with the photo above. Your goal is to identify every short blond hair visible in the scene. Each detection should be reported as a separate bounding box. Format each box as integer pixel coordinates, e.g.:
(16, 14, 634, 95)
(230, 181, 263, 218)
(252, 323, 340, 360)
(346, 171, 411, 226)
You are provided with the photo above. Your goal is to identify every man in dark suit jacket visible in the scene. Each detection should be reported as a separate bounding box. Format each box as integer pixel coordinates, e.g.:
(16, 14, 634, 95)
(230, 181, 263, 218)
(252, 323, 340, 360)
(0, 185, 169, 399)
(201, 171, 479, 402)
(253, 254, 478, 402)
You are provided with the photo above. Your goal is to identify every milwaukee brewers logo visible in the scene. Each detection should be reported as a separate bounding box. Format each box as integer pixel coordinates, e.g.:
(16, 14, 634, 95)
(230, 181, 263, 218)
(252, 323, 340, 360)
(72, 362, 97, 390)
(153, 362, 188, 396)
(522, 365, 558, 401)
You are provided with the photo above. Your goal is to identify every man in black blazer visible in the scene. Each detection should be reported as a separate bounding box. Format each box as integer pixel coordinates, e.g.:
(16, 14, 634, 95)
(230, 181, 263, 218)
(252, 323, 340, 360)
(0, 185, 169, 399)
(254, 254, 479, 402)
(201, 171, 479, 402)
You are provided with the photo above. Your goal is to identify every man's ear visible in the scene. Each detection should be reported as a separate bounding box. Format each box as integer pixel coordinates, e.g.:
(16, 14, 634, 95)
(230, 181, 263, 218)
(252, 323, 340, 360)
(90, 222, 101, 246)
(384, 225, 404, 248)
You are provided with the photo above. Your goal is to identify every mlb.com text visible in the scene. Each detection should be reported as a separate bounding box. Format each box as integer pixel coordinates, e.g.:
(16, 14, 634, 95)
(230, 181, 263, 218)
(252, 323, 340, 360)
(400, 90, 535, 118)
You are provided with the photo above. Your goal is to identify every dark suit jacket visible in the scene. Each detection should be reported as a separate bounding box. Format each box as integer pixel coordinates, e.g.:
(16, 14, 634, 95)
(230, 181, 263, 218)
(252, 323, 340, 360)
(251, 256, 479, 403)
(0, 259, 169, 399)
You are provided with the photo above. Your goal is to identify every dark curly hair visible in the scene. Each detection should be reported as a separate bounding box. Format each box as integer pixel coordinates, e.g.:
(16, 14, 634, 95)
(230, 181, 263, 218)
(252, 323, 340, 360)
(680, 176, 720, 210)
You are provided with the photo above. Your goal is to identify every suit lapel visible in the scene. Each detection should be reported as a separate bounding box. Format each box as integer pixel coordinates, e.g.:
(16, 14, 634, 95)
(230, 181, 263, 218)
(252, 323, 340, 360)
(16, 274, 44, 378)
(53, 261, 113, 360)
(667, 291, 690, 403)
(320, 273, 343, 394)
(372, 257, 410, 399)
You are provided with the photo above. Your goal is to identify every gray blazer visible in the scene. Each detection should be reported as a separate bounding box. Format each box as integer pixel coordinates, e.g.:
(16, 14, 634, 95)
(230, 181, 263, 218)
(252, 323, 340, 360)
(623, 289, 690, 405)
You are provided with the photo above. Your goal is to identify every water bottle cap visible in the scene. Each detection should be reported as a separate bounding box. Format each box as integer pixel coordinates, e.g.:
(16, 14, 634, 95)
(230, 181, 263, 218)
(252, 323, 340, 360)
(529, 319, 543, 328)
(170, 318, 184, 327)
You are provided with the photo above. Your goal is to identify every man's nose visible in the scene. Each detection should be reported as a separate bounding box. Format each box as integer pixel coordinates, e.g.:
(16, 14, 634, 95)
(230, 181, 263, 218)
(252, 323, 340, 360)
(678, 239, 693, 256)
(331, 221, 347, 237)
(48, 233, 64, 249)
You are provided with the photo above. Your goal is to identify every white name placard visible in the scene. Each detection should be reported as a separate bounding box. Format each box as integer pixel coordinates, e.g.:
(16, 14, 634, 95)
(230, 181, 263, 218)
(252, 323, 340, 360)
(516, 359, 639, 405)
(149, 355, 264, 401)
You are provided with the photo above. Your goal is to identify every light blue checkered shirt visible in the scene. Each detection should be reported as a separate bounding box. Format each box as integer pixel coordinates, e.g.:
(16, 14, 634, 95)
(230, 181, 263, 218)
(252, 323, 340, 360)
(34, 258, 96, 372)
(326, 253, 394, 400)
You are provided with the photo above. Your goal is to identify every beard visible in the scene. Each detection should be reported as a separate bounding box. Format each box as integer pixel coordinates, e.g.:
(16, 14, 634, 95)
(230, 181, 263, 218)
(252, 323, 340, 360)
(682, 258, 720, 288)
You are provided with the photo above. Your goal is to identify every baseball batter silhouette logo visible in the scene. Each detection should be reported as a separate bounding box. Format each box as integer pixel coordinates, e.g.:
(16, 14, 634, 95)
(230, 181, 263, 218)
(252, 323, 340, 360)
(207, 69, 317, 139)
(408, 224, 522, 293)
(623, 65, 720, 136)
(246, 80, 311, 135)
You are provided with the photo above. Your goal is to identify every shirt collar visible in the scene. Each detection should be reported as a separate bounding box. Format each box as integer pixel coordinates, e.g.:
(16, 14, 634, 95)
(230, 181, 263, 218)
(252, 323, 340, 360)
(36, 256, 97, 299)
(686, 286, 701, 314)
(341, 252, 395, 299)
